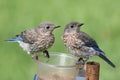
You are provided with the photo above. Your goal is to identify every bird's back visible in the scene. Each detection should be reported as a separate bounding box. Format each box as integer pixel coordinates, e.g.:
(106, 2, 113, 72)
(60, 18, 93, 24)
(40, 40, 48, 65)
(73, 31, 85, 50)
(20, 29, 38, 44)
(79, 31, 95, 47)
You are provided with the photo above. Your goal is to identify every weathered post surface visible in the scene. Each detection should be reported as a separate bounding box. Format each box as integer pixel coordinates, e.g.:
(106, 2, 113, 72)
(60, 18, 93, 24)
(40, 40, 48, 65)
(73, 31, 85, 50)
(86, 62, 100, 80)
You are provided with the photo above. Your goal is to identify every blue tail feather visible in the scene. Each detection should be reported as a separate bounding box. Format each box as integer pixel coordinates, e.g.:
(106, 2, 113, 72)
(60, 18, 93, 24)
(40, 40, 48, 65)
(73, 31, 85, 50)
(98, 53, 115, 68)
(6, 36, 23, 42)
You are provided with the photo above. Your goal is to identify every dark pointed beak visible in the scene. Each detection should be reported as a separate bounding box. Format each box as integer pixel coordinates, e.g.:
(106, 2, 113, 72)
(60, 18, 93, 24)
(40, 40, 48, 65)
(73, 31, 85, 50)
(78, 23, 84, 27)
(55, 25, 60, 28)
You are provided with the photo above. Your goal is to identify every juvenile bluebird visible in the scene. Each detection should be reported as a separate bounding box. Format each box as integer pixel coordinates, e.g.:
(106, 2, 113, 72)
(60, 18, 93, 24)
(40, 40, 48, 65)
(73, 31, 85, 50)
(62, 22, 115, 68)
(6, 22, 60, 60)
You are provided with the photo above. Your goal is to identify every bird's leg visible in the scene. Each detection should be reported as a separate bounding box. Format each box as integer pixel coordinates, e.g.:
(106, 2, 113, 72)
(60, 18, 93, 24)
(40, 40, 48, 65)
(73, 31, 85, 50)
(84, 57, 89, 63)
(76, 58, 85, 65)
(76, 58, 88, 69)
(32, 55, 38, 62)
(43, 50, 50, 58)
(35, 55, 38, 60)
(43, 50, 50, 62)
(29, 51, 38, 60)
(31, 52, 38, 60)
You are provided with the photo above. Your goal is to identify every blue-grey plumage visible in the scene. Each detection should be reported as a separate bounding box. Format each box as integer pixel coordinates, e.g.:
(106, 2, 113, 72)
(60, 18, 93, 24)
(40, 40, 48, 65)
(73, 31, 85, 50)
(6, 22, 60, 59)
(6, 36, 23, 42)
(62, 22, 115, 68)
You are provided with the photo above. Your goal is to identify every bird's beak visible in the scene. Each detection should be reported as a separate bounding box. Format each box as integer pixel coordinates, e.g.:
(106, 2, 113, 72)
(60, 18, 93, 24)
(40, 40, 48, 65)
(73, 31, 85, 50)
(78, 23, 84, 27)
(55, 25, 60, 28)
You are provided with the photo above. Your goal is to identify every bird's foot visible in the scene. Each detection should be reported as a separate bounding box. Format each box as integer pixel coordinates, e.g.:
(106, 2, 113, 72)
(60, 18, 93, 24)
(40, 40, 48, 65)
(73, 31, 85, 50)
(32, 54, 39, 61)
(35, 56, 38, 60)
(43, 50, 50, 58)
(76, 58, 87, 69)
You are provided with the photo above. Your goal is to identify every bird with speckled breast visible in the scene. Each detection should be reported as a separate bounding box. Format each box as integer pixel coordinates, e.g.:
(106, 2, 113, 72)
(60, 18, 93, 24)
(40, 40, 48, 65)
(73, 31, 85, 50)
(62, 22, 115, 68)
(6, 22, 60, 60)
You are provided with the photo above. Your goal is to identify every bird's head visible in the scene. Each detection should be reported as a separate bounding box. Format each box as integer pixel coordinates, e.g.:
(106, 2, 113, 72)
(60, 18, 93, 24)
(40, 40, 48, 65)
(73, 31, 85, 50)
(37, 22, 60, 34)
(64, 22, 84, 34)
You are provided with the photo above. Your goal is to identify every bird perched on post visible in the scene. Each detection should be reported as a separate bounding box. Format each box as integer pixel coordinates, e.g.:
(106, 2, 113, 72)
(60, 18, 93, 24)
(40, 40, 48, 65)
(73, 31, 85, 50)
(62, 22, 115, 68)
(6, 22, 60, 60)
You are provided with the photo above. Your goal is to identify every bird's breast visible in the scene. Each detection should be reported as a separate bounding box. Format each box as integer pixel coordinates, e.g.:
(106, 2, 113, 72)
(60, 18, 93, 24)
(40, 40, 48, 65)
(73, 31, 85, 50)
(62, 34, 85, 57)
(63, 34, 77, 46)
(63, 34, 81, 49)
(32, 35, 55, 52)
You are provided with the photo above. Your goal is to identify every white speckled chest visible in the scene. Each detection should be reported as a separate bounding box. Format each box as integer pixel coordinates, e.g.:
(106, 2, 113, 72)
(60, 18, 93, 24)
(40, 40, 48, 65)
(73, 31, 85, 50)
(31, 34, 55, 52)
(62, 33, 84, 56)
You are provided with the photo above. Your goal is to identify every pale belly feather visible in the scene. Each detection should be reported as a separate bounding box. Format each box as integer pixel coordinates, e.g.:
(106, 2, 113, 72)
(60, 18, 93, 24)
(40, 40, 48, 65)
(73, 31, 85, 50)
(18, 41, 31, 54)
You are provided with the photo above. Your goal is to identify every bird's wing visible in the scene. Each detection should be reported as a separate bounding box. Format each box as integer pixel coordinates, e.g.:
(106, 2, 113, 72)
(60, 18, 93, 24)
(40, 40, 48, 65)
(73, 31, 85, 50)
(79, 32, 115, 68)
(79, 31, 103, 52)
(20, 29, 38, 44)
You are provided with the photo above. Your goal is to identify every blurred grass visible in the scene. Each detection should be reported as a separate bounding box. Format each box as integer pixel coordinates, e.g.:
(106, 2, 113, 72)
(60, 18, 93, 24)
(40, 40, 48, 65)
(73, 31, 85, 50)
(0, 0, 120, 80)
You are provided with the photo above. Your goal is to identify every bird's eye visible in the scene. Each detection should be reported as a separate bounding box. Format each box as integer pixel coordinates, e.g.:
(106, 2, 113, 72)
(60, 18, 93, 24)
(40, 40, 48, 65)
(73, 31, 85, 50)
(70, 25, 74, 28)
(46, 26, 50, 29)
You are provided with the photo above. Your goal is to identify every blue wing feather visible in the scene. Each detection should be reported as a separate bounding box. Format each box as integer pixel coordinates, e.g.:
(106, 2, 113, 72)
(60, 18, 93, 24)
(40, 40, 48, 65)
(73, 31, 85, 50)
(90, 41, 104, 53)
(79, 31, 115, 68)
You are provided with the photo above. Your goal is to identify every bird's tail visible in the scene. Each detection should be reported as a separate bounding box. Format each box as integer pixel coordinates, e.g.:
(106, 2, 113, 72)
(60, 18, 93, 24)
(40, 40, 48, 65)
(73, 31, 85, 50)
(98, 52, 115, 68)
(5, 36, 23, 42)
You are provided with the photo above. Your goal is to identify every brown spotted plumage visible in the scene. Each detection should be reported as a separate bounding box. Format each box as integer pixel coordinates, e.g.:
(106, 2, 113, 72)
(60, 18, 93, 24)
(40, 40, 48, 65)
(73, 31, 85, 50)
(62, 22, 115, 68)
(7, 22, 60, 59)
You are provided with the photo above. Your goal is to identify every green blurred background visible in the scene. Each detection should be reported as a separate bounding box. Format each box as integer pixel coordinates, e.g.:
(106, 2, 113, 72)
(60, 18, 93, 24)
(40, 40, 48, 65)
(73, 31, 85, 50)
(0, 0, 120, 80)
